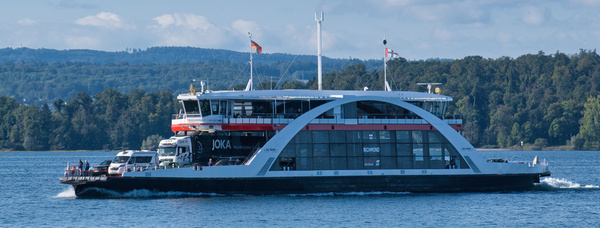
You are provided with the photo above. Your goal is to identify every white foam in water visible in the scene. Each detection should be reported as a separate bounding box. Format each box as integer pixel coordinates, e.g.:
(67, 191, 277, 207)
(540, 177, 599, 189)
(284, 191, 411, 197)
(55, 186, 77, 198)
(93, 188, 224, 198)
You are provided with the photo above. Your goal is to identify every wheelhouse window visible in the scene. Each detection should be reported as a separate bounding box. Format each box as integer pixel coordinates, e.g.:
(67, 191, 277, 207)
(211, 101, 219, 115)
(183, 100, 200, 114)
(199, 100, 210, 116)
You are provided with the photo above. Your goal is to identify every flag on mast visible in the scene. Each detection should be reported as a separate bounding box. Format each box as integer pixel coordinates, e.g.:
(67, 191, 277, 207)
(386, 48, 399, 58)
(251, 41, 262, 53)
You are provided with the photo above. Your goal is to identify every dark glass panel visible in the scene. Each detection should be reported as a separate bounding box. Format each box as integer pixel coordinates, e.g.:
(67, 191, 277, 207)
(348, 157, 363, 169)
(313, 157, 331, 170)
(280, 143, 295, 157)
(396, 131, 410, 143)
(296, 157, 312, 170)
(313, 144, 329, 157)
(430, 157, 445, 169)
(428, 131, 442, 143)
(330, 131, 346, 143)
(312, 131, 329, 144)
(412, 131, 424, 144)
(380, 157, 396, 169)
(331, 157, 347, 170)
(397, 143, 412, 156)
(430, 143, 442, 158)
(346, 131, 362, 143)
(380, 143, 395, 157)
(294, 130, 312, 144)
(397, 156, 413, 169)
(295, 144, 312, 157)
(330, 144, 346, 157)
(379, 131, 393, 143)
(347, 144, 363, 157)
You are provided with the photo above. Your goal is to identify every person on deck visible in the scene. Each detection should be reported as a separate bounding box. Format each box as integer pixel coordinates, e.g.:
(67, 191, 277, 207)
(83, 160, 90, 176)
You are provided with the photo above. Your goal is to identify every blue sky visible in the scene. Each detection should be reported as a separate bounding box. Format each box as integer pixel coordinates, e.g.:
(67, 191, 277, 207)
(1, 0, 600, 60)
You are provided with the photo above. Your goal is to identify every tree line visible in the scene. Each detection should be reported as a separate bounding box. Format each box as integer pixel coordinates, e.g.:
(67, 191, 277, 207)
(0, 89, 176, 151)
(2, 48, 600, 150)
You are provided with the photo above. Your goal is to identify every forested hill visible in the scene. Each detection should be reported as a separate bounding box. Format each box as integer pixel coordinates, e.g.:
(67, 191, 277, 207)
(0, 47, 377, 104)
(0, 46, 374, 65)
(2, 47, 600, 151)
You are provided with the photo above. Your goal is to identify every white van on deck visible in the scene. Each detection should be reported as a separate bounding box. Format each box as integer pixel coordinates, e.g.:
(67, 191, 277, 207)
(108, 150, 158, 176)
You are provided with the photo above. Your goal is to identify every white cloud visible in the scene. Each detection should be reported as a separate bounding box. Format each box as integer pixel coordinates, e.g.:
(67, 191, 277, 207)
(153, 13, 215, 31)
(433, 28, 454, 40)
(154, 14, 175, 28)
(522, 7, 545, 26)
(497, 31, 512, 43)
(17, 18, 36, 25)
(231, 20, 262, 38)
(75, 12, 135, 30)
(150, 13, 225, 47)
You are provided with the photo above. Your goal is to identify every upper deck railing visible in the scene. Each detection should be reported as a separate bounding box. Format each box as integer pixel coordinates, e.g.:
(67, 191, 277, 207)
(172, 114, 462, 125)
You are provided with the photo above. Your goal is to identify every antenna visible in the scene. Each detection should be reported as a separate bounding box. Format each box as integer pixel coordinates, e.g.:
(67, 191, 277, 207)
(316, 12, 324, 90)
(383, 38, 391, 91)
(193, 79, 207, 94)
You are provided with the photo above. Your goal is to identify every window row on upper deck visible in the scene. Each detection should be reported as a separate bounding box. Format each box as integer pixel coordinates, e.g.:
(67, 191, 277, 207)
(180, 99, 449, 120)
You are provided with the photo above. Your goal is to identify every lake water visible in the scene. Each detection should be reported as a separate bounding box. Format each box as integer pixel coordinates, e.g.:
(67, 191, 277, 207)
(1, 150, 599, 227)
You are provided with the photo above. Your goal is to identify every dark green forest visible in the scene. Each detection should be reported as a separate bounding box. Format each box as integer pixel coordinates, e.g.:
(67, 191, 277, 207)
(2, 47, 600, 150)
(0, 47, 376, 104)
(0, 89, 176, 151)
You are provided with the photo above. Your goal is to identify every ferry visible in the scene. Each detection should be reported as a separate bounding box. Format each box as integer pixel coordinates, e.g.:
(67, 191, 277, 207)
(60, 13, 550, 197)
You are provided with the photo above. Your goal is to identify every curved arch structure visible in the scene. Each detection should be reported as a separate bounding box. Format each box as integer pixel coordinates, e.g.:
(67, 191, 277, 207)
(249, 95, 478, 175)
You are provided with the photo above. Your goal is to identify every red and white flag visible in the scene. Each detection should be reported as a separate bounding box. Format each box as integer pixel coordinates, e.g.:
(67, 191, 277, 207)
(386, 48, 399, 58)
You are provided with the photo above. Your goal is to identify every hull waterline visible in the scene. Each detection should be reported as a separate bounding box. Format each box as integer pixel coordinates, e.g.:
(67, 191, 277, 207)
(66, 172, 550, 197)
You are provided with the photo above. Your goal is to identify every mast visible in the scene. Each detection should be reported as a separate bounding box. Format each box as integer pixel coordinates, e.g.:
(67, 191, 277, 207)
(316, 12, 324, 90)
(383, 38, 392, 91)
(246, 32, 254, 91)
